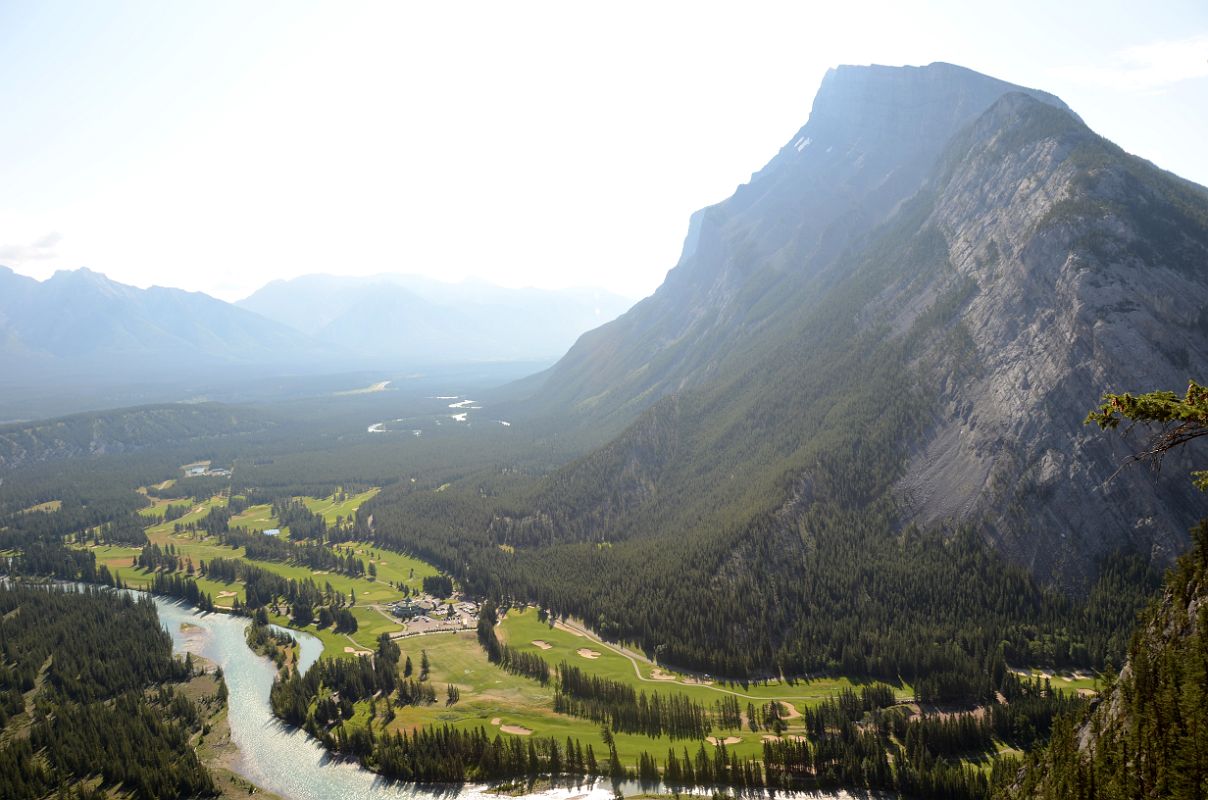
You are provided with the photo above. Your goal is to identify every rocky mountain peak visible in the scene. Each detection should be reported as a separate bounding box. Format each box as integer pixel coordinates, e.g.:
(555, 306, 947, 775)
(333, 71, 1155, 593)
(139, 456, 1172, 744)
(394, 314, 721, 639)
(526, 63, 1082, 430)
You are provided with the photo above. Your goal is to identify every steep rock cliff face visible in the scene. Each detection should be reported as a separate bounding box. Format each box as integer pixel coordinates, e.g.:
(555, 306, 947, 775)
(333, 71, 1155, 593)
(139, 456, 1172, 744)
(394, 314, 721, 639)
(891, 94, 1208, 583)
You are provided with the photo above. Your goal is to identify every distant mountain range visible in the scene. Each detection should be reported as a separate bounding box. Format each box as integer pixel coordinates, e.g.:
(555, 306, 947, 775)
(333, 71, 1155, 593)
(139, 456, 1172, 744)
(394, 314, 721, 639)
(0, 267, 633, 387)
(236, 273, 632, 363)
(0, 267, 326, 380)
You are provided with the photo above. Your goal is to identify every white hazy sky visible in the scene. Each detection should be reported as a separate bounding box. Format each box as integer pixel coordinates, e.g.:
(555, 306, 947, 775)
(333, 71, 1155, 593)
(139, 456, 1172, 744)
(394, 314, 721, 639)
(1, 1, 1206, 301)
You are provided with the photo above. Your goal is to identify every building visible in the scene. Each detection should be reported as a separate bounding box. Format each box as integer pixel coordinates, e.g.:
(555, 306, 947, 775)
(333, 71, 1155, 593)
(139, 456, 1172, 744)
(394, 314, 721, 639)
(392, 599, 424, 619)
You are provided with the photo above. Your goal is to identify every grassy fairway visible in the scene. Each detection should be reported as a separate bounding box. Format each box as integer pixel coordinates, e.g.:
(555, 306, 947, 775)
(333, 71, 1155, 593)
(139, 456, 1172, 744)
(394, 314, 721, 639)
(362, 629, 780, 763)
(499, 608, 913, 707)
(73, 487, 437, 653)
(136, 496, 190, 518)
(302, 488, 380, 525)
(1010, 667, 1099, 693)
(229, 503, 279, 532)
(334, 608, 918, 765)
(143, 494, 226, 532)
(20, 499, 62, 514)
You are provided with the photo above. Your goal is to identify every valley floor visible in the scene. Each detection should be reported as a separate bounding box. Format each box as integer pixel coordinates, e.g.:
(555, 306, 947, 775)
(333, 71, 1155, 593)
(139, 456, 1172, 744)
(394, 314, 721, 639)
(55, 476, 1097, 796)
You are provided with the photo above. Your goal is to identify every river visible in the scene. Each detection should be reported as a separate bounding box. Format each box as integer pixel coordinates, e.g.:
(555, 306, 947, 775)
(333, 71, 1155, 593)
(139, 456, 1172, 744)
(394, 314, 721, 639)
(154, 597, 633, 800)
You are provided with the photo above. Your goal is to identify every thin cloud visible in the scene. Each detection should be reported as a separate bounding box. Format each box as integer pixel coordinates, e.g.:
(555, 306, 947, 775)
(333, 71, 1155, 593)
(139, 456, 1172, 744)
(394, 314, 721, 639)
(1055, 34, 1208, 92)
(32, 231, 62, 249)
(0, 232, 62, 263)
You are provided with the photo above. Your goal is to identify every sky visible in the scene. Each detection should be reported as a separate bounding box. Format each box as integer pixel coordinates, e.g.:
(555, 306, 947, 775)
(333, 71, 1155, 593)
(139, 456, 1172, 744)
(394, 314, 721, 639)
(1, 1, 1206, 302)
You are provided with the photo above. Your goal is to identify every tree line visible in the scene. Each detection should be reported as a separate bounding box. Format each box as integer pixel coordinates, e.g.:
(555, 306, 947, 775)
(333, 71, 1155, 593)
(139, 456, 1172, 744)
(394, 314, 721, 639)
(0, 584, 217, 799)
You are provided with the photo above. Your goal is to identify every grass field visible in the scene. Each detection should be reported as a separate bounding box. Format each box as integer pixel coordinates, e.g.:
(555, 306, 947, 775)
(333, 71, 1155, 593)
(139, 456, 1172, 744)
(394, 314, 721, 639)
(20, 499, 62, 514)
(229, 503, 280, 532)
(325, 607, 920, 765)
(137, 496, 191, 518)
(1010, 667, 1100, 693)
(76, 488, 451, 653)
(359, 628, 786, 763)
(301, 488, 380, 525)
(499, 608, 914, 707)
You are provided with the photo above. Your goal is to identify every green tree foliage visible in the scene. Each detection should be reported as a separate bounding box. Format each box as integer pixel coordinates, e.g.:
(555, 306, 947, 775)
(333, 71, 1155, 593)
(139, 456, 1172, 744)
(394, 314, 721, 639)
(1008, 523, 1208, 800)
(0, 585, 216, 799)
(1088, 380, 1208, 489)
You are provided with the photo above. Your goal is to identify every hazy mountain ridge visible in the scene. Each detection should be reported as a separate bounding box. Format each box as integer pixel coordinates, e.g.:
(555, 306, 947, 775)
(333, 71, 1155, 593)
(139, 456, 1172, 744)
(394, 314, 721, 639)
(0, 267, 331, 379)
(0, 267, 632, 395)
(237, 273, 634, 363)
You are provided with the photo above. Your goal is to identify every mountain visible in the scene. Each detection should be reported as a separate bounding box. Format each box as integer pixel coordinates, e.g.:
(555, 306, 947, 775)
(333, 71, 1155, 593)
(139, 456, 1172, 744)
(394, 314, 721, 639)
(0, 267, 331, 380)
(371, 62, 1208, 680)
(0, 267, 626, 415)
(508, 63, 1073, 427)
(501, 62, 1208, 583)
(237, 273, 633, 363)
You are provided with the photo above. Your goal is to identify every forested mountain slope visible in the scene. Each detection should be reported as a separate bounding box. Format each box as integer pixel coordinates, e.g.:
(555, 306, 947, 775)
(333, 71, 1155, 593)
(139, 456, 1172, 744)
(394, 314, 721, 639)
(371, 62, 1208, 681)
(0, 402, 269, 471)
(1008, 521, 1208, 799)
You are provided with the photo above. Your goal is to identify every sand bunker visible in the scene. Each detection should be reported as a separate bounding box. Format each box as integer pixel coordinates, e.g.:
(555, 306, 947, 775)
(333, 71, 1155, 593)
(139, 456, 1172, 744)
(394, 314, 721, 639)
(576, 648, 601, 660)
(707, 736, 741, 746)
(343, 647, 372, 655)
(217, 591, 237, 598)
(490, 718, 502, 726)
(531, 640, 553, 650)
(501, 724, 533, 736)
(761, 735, 808, 743)
(650, 667, 711, 685)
